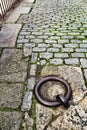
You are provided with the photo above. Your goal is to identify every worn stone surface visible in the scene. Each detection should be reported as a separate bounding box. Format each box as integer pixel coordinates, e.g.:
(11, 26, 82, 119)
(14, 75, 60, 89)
(23, 47, 32, 57)
(21, 92, 32, 111)
(27, 77, 35, 90)
(0, 49, 27, 82)
(36, 104, 53, 130)
(0, 83, 24, 108)
(36, 66, 87, 130)
(30, 64, 37, 76)
(0, 111, 22, 130)
(0, 24, 22, 47)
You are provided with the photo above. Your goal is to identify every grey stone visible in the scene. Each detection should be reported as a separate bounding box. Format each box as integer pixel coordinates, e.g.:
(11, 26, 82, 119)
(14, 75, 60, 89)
(21, 92, 32, 111)
(80, 44, 87, 48)
(40, 52, 53, 59)
(0, 83, 24, 108)
(37, 36, 48, 39)
(0, 24, 22, 47)
(33, 47, 46, 52)
(80, 59, 87, 68)
(58, 39, 69, 44)
(24, 43, 35, 48)
(0, 49, 27, 82)
(30, 39, 43, 43)
(53, 44, 62, 48)
(65, 44, 78, 48)
(23, 47, 32, 57)
(30, 64, 37, 76)
(31, 53, 38, 63)
(40, 60, 46, 65)
(38, 44, 50, 48)
(25, 112, 34, 127)
(17, 43, 23, 48)
(83, 40, 87, 43)
(27, 77, 35, 90)
(75, 48, 87, 52)
(0, 111, 22, 130)
(17, 39, 29, 43)
(71, 40, 81, 44)
(50, 59, 63, 65)
(47, 48, 59, 52)
(65, 58, 79, 65)
(54, 53, 69, 58)
(45, 40, 57, 44)
(84, 69, 87, 80)
(62, 48, 74, 52)
(71, 53, 85, 58)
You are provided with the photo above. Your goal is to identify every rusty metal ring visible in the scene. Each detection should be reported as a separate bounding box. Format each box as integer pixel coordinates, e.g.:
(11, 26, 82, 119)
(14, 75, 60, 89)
(34, 76, 72, 108)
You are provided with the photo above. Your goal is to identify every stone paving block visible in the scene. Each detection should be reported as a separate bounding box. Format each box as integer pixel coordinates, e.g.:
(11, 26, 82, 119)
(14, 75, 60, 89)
(0, 49, 27, 82)
(33, 47, 46, 52)
(83, 40, 87, 43)
(0, 111, 22, 130)
(75, 48, 87, 52)
(71, 53, 85, 58)
(31, 39, 43, 43)
(65, 58, 79, 65)
(58, 39, 69, 44)
(53, 44, 62, 48)
(62, 48, 74, 52)
(0, 24, 22, 47)
(65, 44, 78, 48)
(80, 59, 87, 68)
(21, 92, 32, 111)
(47, 48, 59, 52)
(45, 40, 57, 44)
(0, 83, 24, 108)
(23, 47, 32, 57)
(80, 44, 87, 48)
(54, 53, 69, 58)
(31, 53, 38, 63)
(24, 43, 35, 48)
(40, 52, 53, 59)
(50, 59, 63, 65)
(5, 5, 31, 23)
(84, 69, 87, 80)
(27, 77, 35, 90)
(30, 64, 37, 76)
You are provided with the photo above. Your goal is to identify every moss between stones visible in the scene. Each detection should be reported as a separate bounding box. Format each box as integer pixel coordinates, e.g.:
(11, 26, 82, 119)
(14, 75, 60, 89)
(29, 95, 38, 130)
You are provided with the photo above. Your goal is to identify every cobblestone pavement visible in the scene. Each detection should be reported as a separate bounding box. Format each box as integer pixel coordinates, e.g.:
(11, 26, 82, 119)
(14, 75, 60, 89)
(0, 0, 87, 130)
(17, 0, 87, 80)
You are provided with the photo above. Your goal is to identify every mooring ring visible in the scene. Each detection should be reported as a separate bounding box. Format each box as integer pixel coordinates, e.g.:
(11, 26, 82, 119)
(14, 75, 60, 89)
(34, 76, 72, 107)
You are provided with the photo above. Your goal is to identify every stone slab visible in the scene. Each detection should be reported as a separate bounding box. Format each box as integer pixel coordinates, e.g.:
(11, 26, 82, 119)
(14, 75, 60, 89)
(0, 24, 22, 47)
(0, 49, 27, 82)
(5, 5, 31, 23)
(0, 111, 22, 130)
(0, 83, 24, 108)
(36, 66, 87, 130)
